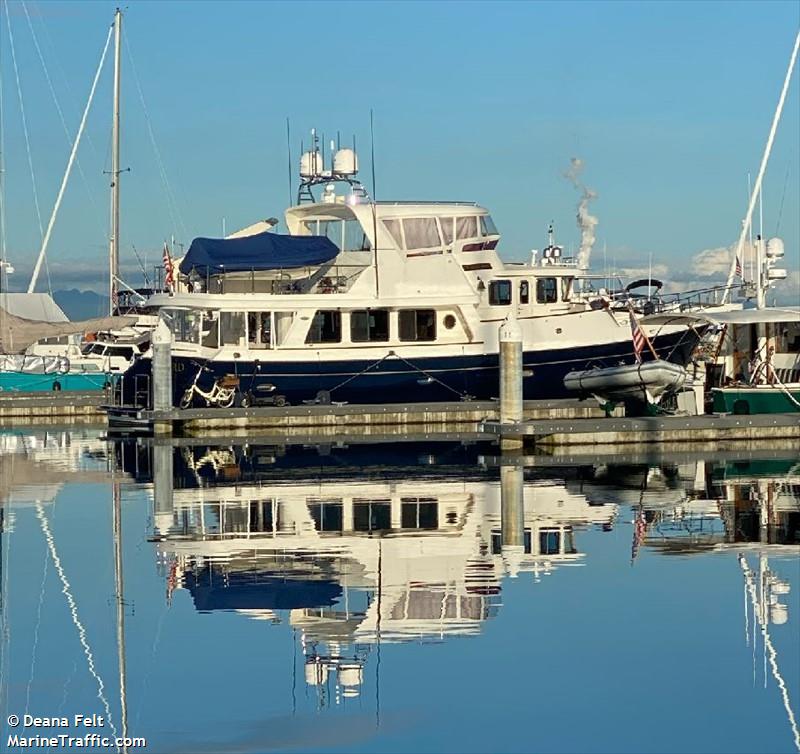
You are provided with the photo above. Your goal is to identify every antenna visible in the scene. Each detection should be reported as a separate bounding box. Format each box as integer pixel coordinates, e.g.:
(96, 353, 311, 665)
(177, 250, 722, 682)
(286, 117, 292, 207)
(370, 109, 379, 297)
(370, 109, 377, 200)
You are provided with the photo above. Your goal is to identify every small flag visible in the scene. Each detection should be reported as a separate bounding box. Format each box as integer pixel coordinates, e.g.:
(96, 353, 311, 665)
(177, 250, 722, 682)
(735, 256, 742, 279)
(629, 310, 646, 364)
(163, 242, 174, 290)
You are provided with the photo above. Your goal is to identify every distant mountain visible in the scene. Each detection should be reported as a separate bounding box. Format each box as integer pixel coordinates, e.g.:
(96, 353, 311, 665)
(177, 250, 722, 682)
(53, 289, 110, 321)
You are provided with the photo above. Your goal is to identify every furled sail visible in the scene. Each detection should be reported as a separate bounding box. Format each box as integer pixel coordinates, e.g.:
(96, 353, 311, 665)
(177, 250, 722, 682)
(0, 306, 137, 354)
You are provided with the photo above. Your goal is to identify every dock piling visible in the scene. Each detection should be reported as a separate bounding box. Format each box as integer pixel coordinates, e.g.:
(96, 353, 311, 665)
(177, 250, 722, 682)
(499, 315, 523, 452)
(151, 317, 173, 436)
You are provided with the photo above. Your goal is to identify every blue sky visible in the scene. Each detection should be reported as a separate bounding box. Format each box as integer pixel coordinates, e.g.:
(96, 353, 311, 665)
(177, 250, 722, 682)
(1, 0, 798, 296)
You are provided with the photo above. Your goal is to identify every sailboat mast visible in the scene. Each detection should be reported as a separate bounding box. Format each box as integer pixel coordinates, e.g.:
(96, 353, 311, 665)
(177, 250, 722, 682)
(109, 8, 122, 315)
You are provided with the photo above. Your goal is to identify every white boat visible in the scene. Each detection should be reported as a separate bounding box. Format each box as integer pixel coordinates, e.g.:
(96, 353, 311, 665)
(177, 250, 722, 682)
(117, 139, 703, 409)
(563, 359, 688, 406)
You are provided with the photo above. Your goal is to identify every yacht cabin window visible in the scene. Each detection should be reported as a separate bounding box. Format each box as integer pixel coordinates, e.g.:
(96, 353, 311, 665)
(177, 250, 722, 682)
(307, 219, 370, 251)
(350, 309, 389, 342)
(489, 280, 512, 306)
(401, 497, 438, 529)
(353, 499, 391, 532)
(247, 312, 272, 349)
(402, 218, 441, 251)
(169, 309, 202, 344)
(306, 310, 342, 344)
(536, 277, 558, 304)
(201, 312, 219, 348)
(456, 216, 478, 240)
(220, 312, 245, 346)
(439, 217, 455, 245)
(383, 219, 404, 248)
(307, 499, 344, 532)
(399, 309, 437, 341)
(479, 215, 498, 236)
(519, 280, 530, 304)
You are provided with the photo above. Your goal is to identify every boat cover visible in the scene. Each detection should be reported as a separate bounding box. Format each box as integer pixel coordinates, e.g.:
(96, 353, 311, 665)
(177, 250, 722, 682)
(178, 232, 339, 275)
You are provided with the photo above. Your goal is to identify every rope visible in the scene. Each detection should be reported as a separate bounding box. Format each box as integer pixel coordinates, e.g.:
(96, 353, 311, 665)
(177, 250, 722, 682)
(325, 351, 471, 401)
(124, 32, 188, 244)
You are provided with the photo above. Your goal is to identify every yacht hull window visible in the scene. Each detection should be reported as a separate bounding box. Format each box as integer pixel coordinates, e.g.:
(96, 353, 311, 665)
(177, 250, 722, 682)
(350, 309, 389, 343)
(399, 309, 437, 342)
(306, 310, 342, 344)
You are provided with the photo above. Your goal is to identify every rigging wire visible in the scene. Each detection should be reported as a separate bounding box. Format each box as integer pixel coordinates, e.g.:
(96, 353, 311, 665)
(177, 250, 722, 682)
(774, 162, 791, 236)
(21, 1, 106, 243)
(3, 0, 51, 294)
(123, 30, 188, 244)
(27, 22, 113, 295)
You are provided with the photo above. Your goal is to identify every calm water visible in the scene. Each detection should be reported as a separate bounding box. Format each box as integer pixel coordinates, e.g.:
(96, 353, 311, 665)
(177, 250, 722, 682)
(1, 428, 798, 754)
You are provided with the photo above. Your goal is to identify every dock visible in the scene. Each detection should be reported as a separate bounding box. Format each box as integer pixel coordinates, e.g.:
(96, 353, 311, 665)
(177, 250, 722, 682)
(0, 390, 109, 425)
(481, 412, 800, 447)
(106, 398, 619, 438)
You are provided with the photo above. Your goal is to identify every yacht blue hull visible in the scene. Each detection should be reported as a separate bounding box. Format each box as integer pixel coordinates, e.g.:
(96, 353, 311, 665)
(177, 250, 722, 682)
(119, 327, 701, 408)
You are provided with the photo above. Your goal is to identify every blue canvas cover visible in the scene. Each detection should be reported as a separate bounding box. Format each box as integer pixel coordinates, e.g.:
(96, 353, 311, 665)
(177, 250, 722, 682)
(178, 232, 338, 275)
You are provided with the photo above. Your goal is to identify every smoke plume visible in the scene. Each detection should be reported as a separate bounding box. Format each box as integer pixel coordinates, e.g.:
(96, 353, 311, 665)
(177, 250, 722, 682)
(564, 158, 598, 269)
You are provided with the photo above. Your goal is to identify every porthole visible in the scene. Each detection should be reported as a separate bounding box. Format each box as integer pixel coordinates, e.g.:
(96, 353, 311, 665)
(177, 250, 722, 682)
(443, 314, 456, 330)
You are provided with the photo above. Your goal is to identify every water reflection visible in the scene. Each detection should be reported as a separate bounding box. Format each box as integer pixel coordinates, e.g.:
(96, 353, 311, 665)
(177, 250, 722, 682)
(2, 430, 798, 752)
(138, 441, 618, 706)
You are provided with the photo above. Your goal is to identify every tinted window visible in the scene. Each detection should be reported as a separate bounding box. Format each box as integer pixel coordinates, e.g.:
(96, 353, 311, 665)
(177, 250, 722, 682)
(489, 280, 512, 306)
(536, 278, 558, 303)
(519, 280, 530, 304)
(399, 310, 436, 342)
(350, 309, 389, 342)
(353, 500, 391, 532)
(305, 310, 341, 343)
(480, 215, 498, 235)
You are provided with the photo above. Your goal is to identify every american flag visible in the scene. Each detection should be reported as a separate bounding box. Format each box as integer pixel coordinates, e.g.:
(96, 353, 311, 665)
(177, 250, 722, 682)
(629, 310, 647, 364)
(163, 242, 174, 290)
(735, 255, 742, 279)
(631, 508, 647, 564)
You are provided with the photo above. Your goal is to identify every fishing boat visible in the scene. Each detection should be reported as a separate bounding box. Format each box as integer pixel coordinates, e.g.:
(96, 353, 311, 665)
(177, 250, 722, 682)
(117, 139, 703, 409)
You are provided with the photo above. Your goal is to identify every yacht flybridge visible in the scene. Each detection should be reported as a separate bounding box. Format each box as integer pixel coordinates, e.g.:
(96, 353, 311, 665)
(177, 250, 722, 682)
(121, 144, 703, 408)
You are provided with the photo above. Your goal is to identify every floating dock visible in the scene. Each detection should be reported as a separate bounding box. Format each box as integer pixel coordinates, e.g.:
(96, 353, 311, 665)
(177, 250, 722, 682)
(0, 390, 109, 425)
(106, 398, 619, 437)
(481, 412, 800, 447)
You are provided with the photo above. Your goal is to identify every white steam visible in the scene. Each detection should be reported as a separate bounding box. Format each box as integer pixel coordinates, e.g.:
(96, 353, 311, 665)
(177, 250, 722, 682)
(564, 158, 599, 269)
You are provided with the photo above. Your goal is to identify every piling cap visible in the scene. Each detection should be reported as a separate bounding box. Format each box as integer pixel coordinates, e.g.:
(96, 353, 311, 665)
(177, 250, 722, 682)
(499, 313, 522, 343)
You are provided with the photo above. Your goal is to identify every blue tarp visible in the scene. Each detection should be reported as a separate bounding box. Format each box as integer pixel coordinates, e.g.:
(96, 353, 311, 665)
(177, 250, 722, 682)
(178, 232, 339, 275)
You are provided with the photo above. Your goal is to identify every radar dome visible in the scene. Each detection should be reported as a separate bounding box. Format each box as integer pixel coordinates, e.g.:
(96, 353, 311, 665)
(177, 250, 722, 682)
(766, 237, 785, 258)
(333, 148, 358, 176)
(300, 150, 323, 178)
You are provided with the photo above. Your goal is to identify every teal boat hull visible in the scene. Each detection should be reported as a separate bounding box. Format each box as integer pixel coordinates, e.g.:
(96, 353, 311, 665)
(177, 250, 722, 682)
(711, 386, 800, 414)
(0, 371, 111, 393)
